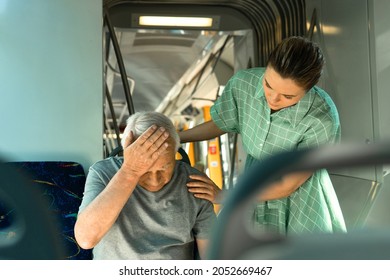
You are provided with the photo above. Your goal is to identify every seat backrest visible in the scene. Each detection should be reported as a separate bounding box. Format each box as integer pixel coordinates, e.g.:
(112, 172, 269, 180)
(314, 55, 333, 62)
(1, 161, 92, 260)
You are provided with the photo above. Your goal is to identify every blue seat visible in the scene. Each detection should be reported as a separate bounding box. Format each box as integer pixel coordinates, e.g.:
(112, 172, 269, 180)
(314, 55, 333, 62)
(0, 161, 92, 259)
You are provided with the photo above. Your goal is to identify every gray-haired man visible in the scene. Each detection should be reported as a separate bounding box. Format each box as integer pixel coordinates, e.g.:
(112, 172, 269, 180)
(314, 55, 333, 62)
(75, 111, 217, 259)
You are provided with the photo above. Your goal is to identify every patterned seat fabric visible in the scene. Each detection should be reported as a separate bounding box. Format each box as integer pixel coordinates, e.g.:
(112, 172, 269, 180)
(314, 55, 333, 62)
(0, 161, 92, 260)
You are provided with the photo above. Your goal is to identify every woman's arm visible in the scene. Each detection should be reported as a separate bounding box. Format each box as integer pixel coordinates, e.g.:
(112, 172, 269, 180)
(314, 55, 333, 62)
(258, 171, 313, 201)
(179, 120, 226, 143)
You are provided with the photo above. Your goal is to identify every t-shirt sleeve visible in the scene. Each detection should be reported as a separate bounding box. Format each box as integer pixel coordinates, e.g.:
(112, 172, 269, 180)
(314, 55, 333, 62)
(192, 199, 217, 239)
(77, 165, 106, 214)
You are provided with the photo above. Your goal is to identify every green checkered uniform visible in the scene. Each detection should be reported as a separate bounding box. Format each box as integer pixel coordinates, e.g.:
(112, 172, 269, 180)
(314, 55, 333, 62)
(210, 67, 346, 234)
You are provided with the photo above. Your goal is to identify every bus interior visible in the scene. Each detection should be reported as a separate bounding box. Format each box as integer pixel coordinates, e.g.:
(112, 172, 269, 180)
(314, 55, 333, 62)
(1, 0, 390, 259)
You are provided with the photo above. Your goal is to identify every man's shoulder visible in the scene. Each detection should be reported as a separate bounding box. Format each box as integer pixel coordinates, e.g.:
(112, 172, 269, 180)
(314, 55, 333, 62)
(89, 157, 123, 174)
(176, 161, 204, 176)
(175, 162, 210, 194)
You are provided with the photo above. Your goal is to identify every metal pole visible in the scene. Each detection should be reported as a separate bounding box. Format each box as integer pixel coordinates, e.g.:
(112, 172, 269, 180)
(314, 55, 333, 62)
(103, 9, 135, 115)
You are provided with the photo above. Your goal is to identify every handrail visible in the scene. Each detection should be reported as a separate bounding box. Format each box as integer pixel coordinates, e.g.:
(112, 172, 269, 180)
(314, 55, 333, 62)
(306, 8, 318, 40)
(103, 8, 135, 115)
(105, 82, 122, 148)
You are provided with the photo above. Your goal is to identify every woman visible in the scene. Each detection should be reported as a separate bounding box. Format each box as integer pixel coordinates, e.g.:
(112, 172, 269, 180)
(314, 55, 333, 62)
(180, 36, 346, 234)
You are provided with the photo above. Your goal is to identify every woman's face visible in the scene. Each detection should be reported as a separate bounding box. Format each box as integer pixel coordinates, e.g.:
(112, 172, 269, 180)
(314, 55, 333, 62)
(263, 66, 306, 111)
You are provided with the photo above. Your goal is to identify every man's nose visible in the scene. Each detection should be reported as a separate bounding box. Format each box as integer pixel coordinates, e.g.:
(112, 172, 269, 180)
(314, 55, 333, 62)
(147, 173, 161, 186)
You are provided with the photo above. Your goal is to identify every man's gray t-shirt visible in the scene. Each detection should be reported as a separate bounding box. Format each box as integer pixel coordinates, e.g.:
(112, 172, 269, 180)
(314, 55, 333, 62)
(78, 157, 216, 260)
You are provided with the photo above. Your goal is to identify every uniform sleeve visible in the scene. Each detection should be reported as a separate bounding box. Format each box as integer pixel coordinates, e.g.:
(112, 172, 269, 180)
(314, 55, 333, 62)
(297, 110, 341, 150)
(210, 74, 240, 133)
(296, 87, 341, 150)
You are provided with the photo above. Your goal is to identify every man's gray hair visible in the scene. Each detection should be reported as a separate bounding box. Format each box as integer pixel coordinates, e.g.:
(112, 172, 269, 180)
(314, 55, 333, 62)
(121, 111, 180, 151)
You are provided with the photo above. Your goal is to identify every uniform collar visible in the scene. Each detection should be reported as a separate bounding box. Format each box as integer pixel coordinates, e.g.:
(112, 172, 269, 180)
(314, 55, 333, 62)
(283, 87, 316, 127)
(255, 71, 266, 99)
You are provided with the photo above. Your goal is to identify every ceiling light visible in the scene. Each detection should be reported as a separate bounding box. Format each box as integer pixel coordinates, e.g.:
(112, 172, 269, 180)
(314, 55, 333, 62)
(138, 16, 214, 28)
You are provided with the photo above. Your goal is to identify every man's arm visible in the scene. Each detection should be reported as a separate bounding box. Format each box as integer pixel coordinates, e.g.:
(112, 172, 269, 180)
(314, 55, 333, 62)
(196, 239, 209, 260)
(74, 125, 170, 249)
(179, 120, 225, 143)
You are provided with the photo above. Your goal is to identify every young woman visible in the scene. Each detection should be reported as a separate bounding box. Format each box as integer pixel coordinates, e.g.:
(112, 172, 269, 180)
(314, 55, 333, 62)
(180, 36, 346, 234)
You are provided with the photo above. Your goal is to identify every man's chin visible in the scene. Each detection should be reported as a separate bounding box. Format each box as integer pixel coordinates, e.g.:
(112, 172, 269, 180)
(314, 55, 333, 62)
(139, 184, 165, 192)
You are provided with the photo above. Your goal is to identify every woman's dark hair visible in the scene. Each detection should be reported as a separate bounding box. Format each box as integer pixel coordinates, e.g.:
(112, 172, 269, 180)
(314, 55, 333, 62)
(267, 36, 324, 90)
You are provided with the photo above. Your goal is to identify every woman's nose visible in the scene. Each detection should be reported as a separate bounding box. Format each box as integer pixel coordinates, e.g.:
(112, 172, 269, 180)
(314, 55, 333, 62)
(270, 92, 280, 103)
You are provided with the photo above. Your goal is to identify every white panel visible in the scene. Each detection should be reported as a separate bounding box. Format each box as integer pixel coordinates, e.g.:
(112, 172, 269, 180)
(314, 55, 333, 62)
(0, 0, 103, 173)
(316, 0, 373, 143)
(371, 0, 390, 141)
(306, 0, 377, 181)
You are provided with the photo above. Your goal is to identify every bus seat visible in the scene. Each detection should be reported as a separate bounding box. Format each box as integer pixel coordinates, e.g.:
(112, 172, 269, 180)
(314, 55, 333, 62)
(1, 161, 92, 260)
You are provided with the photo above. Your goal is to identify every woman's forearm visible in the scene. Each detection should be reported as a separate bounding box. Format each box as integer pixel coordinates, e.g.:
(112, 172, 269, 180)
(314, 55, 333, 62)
(179, 120, 226, 143)
(258, 171, 313, 201)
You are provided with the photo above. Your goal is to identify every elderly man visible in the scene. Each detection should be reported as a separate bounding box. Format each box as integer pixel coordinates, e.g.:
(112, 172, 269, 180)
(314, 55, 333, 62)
(74, 111, 216, 259)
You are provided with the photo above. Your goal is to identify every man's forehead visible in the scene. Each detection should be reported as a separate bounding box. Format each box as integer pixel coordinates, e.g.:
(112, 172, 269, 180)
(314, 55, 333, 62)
(160, 136, 177, 154)
(151, 147, 176, 170)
